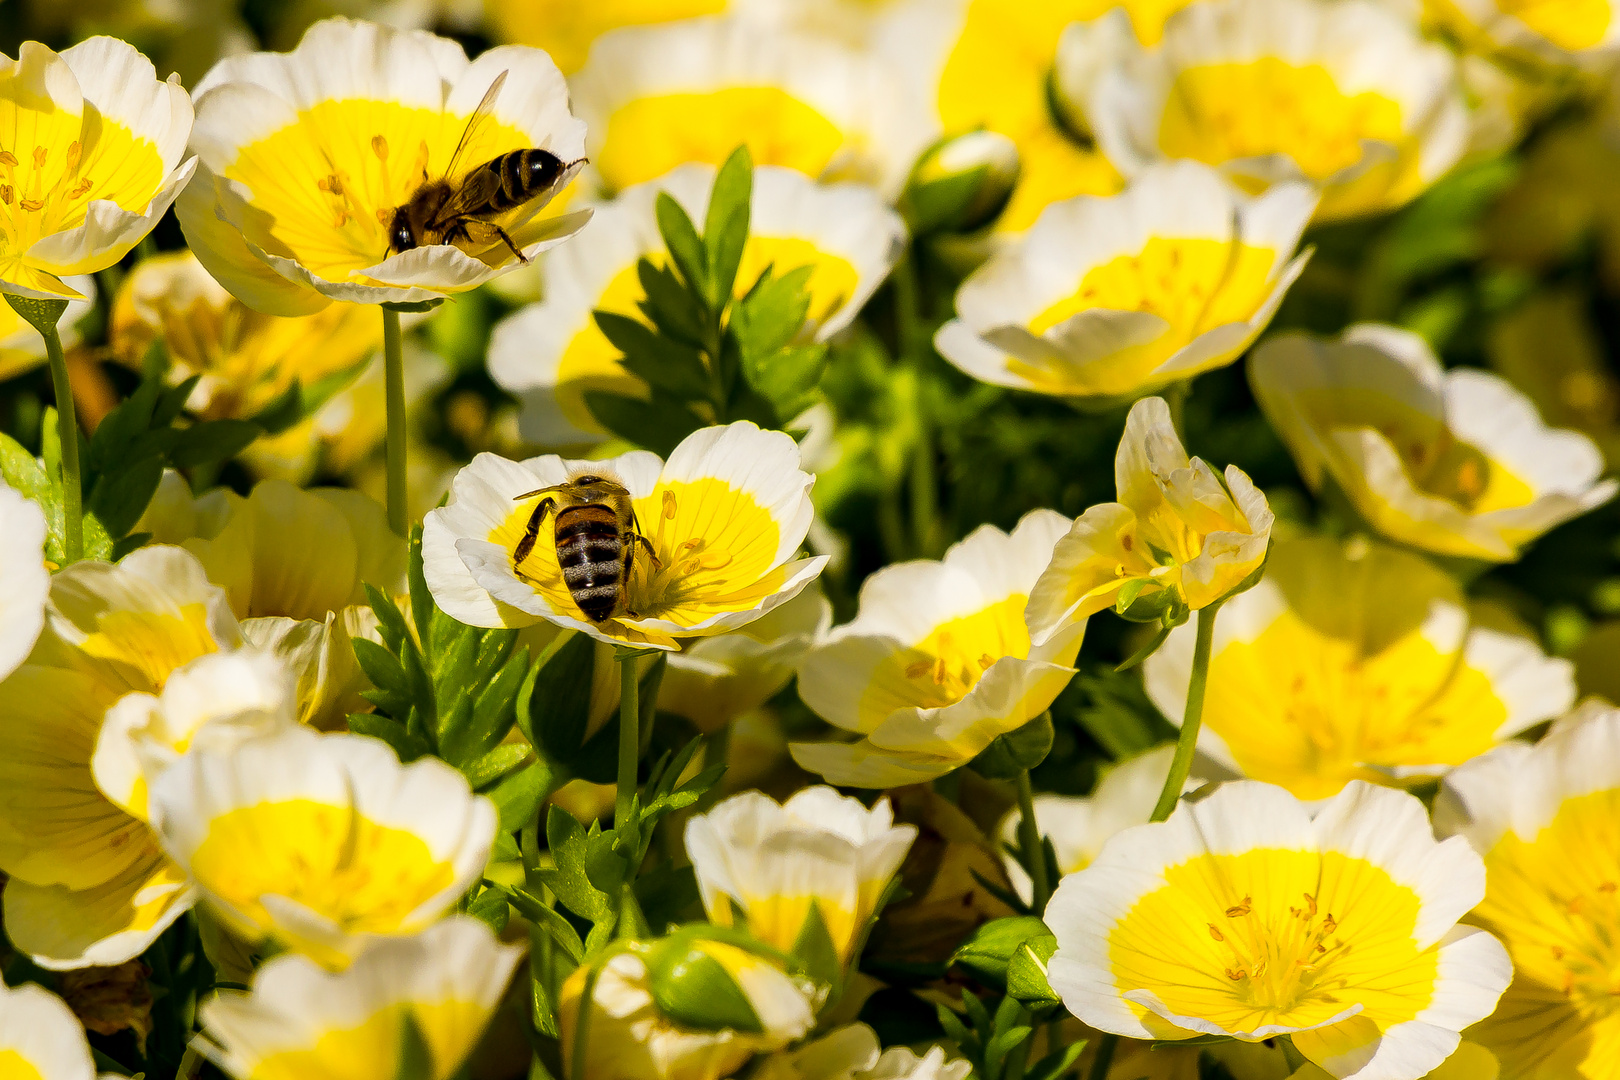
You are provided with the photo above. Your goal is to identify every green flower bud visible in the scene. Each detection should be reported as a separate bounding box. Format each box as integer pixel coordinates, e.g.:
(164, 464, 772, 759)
(901, 131, 1021, 234)
(951, 915, 1052, 988)
(970, 713, 1054, 779)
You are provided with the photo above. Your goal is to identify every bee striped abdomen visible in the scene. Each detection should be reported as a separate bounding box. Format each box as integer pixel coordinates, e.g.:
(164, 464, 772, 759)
(489, 149, 566, 212)
(555, 504, 626, 622)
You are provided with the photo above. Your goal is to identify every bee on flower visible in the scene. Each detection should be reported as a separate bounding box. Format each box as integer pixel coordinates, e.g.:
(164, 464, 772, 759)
(1058, 0, 1469, 222)
(1046, 779, 1512, 1079)
(177, 17, 589, 315)
(422, 421, 825, 651)
(1143, 536, 1575, 800)
(791, 509, 1080, 787)
(1250, 323, 1618, 561)
(934, 161, 1314, 402)
(488, 163, 906, 447)
(0, 38, 193, 300)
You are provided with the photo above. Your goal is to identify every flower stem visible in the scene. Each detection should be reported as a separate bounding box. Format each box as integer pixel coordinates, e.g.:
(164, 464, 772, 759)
(1085, 1033, 1117, 1080)
(615, 651, 639, 831)
(1150, 602, 1221, 823)
(568, 965, 599, 1080)
(4, 294, 78, 562)
(1015, 768, 1052, 914)
(382, 305, 407, 538)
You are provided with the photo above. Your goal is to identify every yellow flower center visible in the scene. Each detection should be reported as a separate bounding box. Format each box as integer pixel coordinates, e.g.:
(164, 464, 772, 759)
(859, 594, 1030, 723)
(0, 1049, 45, 1080)
(77, 604, 220, 694)
(1496, 0, 1611, 50)
(249, 1000, 487, 1080)
(189, 799, 454, 941)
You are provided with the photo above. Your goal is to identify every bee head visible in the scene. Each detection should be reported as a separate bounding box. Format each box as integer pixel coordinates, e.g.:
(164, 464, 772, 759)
(387, 208, 416, 254)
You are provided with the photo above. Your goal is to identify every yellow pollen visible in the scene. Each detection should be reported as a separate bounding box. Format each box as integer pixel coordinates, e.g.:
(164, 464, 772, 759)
(0, 150, 15, 166)
(1208, 923, 1225, 942)
(1226, 967, 1247, 980)
(934, 657, 948, 685)
(0, 186, 11, 205)
(31, 146, 45, 168)
(979, 653, 995, 670)
(678, 538, 702, 553)
(64, 141, 80, 172)
(375, 208, 391, 224)
(905, 660, 933, 679)
(662, 490, 678, 519)
(318, 175, 343, 194)
(371, 135, 389, 159)
(68, 179, 91, 199)
(1226, 896, 1252, 917)
(696, 550, 731, 570)
(412, 140, 431, 184)
(19, 198, 42, 212)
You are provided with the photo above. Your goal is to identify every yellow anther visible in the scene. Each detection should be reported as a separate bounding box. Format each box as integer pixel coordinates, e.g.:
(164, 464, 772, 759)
(1207, 923, 1224, 942)
(64, 141, 80, 172)
(933, 657, 948, 685)
(1225, 967, 1247, 981)
(0, 151, 16, 167)
(697, 550, 731, 570)
(1600, 882, 1616, 894)
(68, 179, 91, 199)
(31, 146, 46, 168)
(371, 135, 389, 159)
(662, 489, 678, 519)
(318, 174, 344, 195)
(978, 653, 995, 670)
(1301, 893, 1317, 919)
(0, 185, 11, 205)
(1225, 897, 1252, 918)
(1456, 458, 1482, 499)
(1320, 914, 1337, 935)
(375, 207, 392, 224)
(333, 210, 350, 228)
(19, 198, 43, 212)
(678, 538, 702, 553)
(905, 660, 932, 679)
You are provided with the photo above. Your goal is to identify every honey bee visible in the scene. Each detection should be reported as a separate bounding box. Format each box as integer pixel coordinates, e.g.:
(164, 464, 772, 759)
(385, 71, 580, 263)
(512, 472, 661, 622)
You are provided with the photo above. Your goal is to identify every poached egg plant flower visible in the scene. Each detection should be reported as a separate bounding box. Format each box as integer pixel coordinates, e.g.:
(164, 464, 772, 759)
(1058, 0, 1468, 222)
(0, 483, 48, 683)
(149, 725, 496, 969)
(1250, 323, 1618, 562)
(0, 977, 124, 1080)
(791, 509, 1080, 788)
(177, 16, 588, 314)
(1433, 702, 1620, 1079)
(684, 787, 917, 964)
(197, 915, 523, 1080)
(1144, 536, 1575, 801)
(422, 421, 826, 652)
(1046, 779, 1512, 1080)
(0, 38, 194, 300)
(934, 161, 1314, 402)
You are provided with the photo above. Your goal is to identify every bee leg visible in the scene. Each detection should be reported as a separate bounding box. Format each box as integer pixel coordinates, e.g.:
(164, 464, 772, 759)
(513, 497, 555, 565)
(630, 531, 662, 569)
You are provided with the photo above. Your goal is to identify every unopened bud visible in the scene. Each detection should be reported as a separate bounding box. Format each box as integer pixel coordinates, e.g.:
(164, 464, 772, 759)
(901, 131, 1021, 234)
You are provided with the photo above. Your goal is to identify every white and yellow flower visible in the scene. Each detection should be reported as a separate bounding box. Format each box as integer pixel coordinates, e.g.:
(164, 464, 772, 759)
(1046, 779, 1512, 1079)
(149, 725, 496, 968)
(571, 16, 926, 198)
(659, 582, 830, 734)
(0, 483, 49, 683)
(489, 163, 906, 446)
(1058, 0, 1468, 222)
(791, 509, 1080, 788)
(997, 744, 1204, 904)
(423, 421, 825, 652)
(486, 0, 732, 74)
(1250, 323, 1618, 561)
(0, 546, 239, 969)
(753, 1023, 971, 1080)
(1026, 396, 1273, 643)
(684, 787, 917, 962)
(109, 249, 380, 422)
(1433, 701, 1620, 1079)
(0, 38, 193, 300)
(0, 275, 94, 380)
(935, 161, 1314, 401)
(871, 0, 1124, 234)
(559, 937, 817, 1080)
(197, 915, 523, 1080)
(146, 475, 403, 729)
(1143, 536, 1574, 801)
(1425, 0, 1620, 62)
(178, 17, 589, 315)
(0, 977, 122, 1080)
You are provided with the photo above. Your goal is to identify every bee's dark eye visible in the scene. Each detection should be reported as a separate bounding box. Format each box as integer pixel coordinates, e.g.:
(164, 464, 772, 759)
(524, 151, 563, 190)
(389, 215, 415, 253)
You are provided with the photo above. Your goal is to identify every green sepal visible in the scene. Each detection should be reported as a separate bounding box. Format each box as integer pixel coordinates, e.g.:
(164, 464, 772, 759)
(970, 713, 1055, 779)
(393, 1010, 436, 1080)
(951, 915, 1051, 989)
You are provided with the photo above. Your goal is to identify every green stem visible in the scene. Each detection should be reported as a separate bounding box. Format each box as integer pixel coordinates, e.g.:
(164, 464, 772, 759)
(1150, 602, 1221, 823)
(1015, 769, 1052, 914)
(615, 652, 639, 830)
(1163, 379, 1189, 443)
(568, 966, 599, 1080)
(382, 305, 407, 538)
(174, 1046, 202, 1080)
(1085, 1033, 1117, 1080)
(5, 295, 81, 562)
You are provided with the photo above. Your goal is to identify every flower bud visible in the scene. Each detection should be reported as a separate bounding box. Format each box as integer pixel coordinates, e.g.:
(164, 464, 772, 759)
(901, 131, 1021, 234)
(950, 915, 1051, 988)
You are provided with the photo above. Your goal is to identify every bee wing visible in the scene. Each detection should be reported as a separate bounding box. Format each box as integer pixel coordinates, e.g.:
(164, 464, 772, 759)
(430, 167, 503, 229)
(442, 69, 508, 182)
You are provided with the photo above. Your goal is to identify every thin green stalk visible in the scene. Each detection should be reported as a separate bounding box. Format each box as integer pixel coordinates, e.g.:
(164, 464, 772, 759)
(1015, 769, 1052, 914)
(5, 295, 79, 561)
(615, 652, 639, 830)
(1085, 1033, 1117, 1080)
(1150, 602, 1221, 823)
(382, 305, 407, 538)
(568, 966, 599, 1080)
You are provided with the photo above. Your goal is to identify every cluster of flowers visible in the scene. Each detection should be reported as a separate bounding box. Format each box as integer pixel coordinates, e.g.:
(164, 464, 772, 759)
(0, 0, 1618, 1078)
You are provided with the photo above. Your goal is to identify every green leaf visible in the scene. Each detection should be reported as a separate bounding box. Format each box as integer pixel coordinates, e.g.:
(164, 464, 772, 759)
(637, 260, 708, 348)
(633, 862, 700, 932)
(0, 431, 48, 505)
(595, 312, 712, 402)
(353, 637, 410, 701)
(248, 380, 307, 435)
(394, 1010, 435, 1080)
(85, 374, 161, 477)
(790, 899, 843, 995)
(732, 264, 814, 360)
(468, 645, 530, 758)
(463, 744, 533, 790)
(436, 697, 478, 768)
(467, 883, 511, 935)
(951, 916, 1051, 989)
(521, 630, 596, 765)
(409, 527, 434, 666)
(347, 713, 432, 763)
(1006, 938, 1060, 1006)
(154, 375, 201, 427)
(969, 713, 1054, 778)
(742, 342, 826, 422)
(1025, 1041, 1087, 1080)
(655, 192, 709, 298)
(366, 584, 410, 655)
(703, 145, 753, 308)
(539, 806, 616, 925)
(584, 391, 705, 461)
(487, 758, 563, 834)
(87, 454, 165, 539)
(492, 881, 585, 963)
(167, 419, 262, 468)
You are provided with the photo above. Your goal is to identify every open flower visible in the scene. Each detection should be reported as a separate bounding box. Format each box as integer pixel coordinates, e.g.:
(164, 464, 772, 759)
(0, 38, 193, 300)
(423, 421, 825, 652)
(1059, 0, 1468, 222)
(1047, 779, 1512, 1079)
(559, 936, 817, 1080)
(149, 725, 496, 969)
(872, 0, 1123, 233)
(487, 0, 734, 74)
(935, 161, 1314, 401)
(489, 163, 906, 446)
(1433, 701, 1620, 1079)
(0, 276, 94, 380)
(1144, 536, 1575, 801)
(178, 17, 589, 315)
(1026, 396, 1273, 645)
(791, 510, 1080, 788)
(1425, 0, 1620, 62)
(0, 978, 121, 1080)
(754, 1024, 971, 1080)
(109, 250, 380, 422)
(197, 915, 523, 1080)
(0, 546, 239, 969)
(0, 483, 49, 683)
(685, 787, 917, 963)
(571, 16, 925, 197)
(1250, 323, 1618, 561)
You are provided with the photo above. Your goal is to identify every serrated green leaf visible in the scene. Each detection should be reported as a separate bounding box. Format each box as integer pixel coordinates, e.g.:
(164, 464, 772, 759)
(703, 145, 753, 308)
(366, 584, 409, 654)
(347, 713, 432, 763)
(154, 376, 201, 427)
(467, 883, 511, 935)
(436, 696, 478, 768)
(732, 264, 814, 360)
(470, 627, 519, 686)
(487, 758, 562, 833)
(656, 192, 709, 297)
(595, 312, 712, 402)
(637, 260, 708, 347)
(463, 744, 533, 790)
(582, 391, 705, 459)
(469, 645, 529, 756)
(352, 637, 409, 699)
(496, 881, 585, 963)
(87, 454, 164, 539)
(168, 419, 262, 468)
